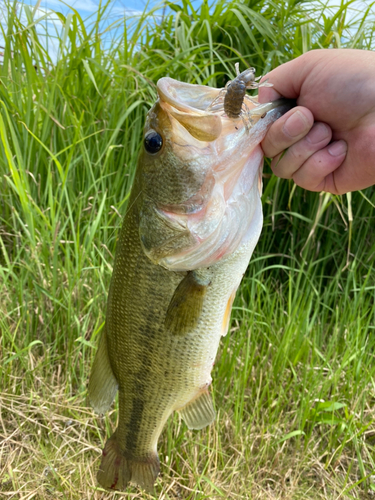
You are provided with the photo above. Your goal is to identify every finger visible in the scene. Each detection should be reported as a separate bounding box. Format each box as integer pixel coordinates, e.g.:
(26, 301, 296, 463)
(262, 106, 314, 159)
(258, 51, 326, 103)
(324, 129, 375, 194)
(271, 122, 332, 179)
(258, 86, 282, 103)
(291, 140, 347, 192)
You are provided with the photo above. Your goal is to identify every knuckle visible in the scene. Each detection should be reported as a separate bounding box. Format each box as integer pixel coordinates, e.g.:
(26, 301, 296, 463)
(262, 134, 277, 158)
(263, 125, 285, 158)
(287, 146, 305, 163)
(271, 154, 292, 179)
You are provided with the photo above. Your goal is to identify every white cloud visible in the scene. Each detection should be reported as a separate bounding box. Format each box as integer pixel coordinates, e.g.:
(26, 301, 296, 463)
(30, 0, 151, 16)
(40, 0, 101, 13)
(0, 3, 63, 63)
(110, 6, 144, 17)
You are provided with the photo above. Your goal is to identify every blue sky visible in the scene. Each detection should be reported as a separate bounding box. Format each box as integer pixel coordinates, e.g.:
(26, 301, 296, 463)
(1, 0, 373, 63)
(29, 0, 159, 16)
(0, 0, 166, 62)
(25, 0, 169, 20)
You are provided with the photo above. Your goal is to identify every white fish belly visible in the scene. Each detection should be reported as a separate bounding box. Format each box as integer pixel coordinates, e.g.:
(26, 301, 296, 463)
(170, 235, 258, 411)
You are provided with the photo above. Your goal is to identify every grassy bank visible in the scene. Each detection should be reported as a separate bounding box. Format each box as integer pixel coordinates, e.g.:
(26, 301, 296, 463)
(1, 0, 375, 498)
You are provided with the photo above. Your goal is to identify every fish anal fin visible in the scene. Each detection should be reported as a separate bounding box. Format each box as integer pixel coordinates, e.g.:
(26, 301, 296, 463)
(178, 389, 216, 430)
(165, 271, 210, 336)
(97, 432, 160, 493)
(221, 288, 237, 337)
(88, 329, 118, 414)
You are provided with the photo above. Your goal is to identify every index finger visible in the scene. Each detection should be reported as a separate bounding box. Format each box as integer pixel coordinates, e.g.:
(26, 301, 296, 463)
(257, 51, 325, 103)
(258, 86, 283, 104)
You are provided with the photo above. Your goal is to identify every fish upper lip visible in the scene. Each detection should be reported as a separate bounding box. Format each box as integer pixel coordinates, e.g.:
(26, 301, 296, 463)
(157, 77, 221, 114)
(158, 77, 294, 123)
(249, 98, 296, 117)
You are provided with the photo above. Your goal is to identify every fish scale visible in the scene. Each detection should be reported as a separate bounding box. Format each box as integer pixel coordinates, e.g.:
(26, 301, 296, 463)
(107, 194, 236, 440)
(88, 71, 293, 492)
(93, 197, 252, 489)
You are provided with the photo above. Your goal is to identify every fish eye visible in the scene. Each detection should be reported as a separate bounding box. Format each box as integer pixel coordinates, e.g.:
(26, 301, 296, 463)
(144, 130, 163, 154)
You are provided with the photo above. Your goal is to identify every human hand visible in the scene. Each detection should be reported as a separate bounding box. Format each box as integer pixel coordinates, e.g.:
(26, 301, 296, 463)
(259, 49, 375, 194)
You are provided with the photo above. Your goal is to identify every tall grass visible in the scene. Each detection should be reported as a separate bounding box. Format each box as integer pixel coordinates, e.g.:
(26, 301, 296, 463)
(1, 0, 375, 498)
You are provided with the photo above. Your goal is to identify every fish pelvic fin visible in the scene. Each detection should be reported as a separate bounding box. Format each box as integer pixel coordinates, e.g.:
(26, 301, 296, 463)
(88, 328, 118, 414)
(97, 432, 160, 493)
(178, 389, 216, 430)
(165, 271, 210, 336)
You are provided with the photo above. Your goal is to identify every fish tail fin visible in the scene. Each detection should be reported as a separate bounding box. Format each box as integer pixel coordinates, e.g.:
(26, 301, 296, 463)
(97, 433, 160, 493)
(132, 455, 160, 493)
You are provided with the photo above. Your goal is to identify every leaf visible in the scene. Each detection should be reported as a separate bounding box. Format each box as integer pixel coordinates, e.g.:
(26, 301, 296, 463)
(277, 430, 305, 444)
(316, 401, 347, 412)
(82, 59, 102, 97)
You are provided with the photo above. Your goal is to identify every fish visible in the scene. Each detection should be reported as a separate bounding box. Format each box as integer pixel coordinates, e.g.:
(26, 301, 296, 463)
(88, 69, 293, 492)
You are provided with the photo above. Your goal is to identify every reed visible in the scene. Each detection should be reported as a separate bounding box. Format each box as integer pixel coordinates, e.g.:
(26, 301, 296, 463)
(1, 0, 374, 498)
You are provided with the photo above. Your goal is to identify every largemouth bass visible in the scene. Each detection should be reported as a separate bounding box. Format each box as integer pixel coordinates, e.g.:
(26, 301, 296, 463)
(88, 72, 292, 492)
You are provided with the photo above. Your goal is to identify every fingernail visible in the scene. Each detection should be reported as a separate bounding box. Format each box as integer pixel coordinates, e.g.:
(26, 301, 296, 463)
(328, 140, 347, 157)
(283, 110, 310, 138)
(306, 123, 330, 144)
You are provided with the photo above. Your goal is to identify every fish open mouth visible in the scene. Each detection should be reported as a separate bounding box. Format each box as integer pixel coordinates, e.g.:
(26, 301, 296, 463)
(157, 78, 225, 142)
(143, 78, 291, 271)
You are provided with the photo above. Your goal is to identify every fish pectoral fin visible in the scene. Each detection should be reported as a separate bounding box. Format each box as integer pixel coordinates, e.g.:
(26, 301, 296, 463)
(178, 389, 216, 430)
(165, 271, 210, 336)
(88, 328, 118, 414)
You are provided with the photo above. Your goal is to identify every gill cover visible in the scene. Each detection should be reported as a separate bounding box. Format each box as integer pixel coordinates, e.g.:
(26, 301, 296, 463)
(139, 77, 290, 271)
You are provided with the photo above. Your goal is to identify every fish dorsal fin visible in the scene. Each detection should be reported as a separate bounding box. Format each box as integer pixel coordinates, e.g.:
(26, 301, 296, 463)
(165, 271, 210, 336)
(178, 389, 216, 429)
(88, 329, 118, 414)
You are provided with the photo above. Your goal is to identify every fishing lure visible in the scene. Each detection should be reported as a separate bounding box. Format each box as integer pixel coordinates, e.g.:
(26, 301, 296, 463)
(207, 63, 272, 128)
